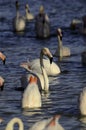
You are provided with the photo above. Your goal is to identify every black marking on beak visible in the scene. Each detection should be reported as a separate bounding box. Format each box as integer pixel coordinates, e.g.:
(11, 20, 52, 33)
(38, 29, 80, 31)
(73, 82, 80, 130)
(3, 59, 6, 65)
(50, 57, 53, 64)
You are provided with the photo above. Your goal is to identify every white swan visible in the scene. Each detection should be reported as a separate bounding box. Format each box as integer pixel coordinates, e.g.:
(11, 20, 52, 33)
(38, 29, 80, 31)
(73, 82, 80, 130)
(0, 76, 5, 91)
(20, 47, 60, 76)
(13, 1, 26, 32)
(54, 28, 71, 58)
(5, 117, 24, 130)
(0, 51, 6, 64)
(70, 19, 83, 30)
(79, 87, 86, 115)
(29, 115, 64, 130)
(35, 5, 50, 38)
(81, 51, 86, 66)
(22, 76, 41, 108)
(25, 4, 34, 21)
(20, 48, 52, 91)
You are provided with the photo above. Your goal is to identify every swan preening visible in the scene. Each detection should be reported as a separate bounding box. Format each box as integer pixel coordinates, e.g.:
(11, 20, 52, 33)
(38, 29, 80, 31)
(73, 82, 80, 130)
(13, 1, 26, 32)
(20, 47, 53, 92)
(5, 115, 64, 130)
(22, 76, 41, 109)
(79, 87, 86, 116)
(25, 4, 34, 21)
(54, 28, 71, 58)
(35, 5, 50, 38)
(20, 47, 60, 76)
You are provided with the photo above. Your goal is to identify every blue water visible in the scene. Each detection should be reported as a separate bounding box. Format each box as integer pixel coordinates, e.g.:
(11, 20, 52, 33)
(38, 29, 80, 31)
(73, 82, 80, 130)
(0, 0, 86, 130)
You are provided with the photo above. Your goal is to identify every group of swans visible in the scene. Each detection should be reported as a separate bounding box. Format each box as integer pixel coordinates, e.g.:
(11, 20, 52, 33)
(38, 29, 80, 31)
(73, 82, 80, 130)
(0, 52, 6, 91)
(21, 47, 60, 108)
(13, 1, 34, 32)
(5, 115, 64, 130)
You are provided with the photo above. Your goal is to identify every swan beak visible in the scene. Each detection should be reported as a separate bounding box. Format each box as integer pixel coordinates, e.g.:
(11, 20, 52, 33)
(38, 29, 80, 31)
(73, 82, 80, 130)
(50, 57, 53, 64)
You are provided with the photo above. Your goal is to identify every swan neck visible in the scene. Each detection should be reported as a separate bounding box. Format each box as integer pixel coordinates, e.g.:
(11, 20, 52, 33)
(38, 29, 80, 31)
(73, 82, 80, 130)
(40, 51, 44, 68)
(5, 118, 24, 130)
(58, 36, 63, 48)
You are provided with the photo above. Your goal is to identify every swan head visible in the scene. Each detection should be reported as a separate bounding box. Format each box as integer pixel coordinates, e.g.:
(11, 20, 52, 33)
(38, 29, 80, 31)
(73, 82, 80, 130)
(57, 28, 62, 40)
(0, 52, 6, 64)
(15, 1, 19, 9)
(41, 47, 53, 64)
(39, 5, 44, 14)
(25, 4, 30, 12)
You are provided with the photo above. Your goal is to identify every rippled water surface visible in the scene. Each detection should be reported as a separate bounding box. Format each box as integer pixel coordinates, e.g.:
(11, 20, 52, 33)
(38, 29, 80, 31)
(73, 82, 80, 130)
(0, 0, 86, 130)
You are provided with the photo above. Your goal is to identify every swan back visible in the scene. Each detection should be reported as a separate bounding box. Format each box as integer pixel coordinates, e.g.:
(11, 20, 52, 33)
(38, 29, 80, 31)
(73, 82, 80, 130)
(5, 117, 24, 130)
(79, 87, 86, 115)
(22, 76, 41, 108)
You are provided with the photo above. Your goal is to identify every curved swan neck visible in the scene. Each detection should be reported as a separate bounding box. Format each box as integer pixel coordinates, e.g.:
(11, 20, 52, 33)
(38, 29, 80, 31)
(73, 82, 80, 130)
(5, 118, 24, 130)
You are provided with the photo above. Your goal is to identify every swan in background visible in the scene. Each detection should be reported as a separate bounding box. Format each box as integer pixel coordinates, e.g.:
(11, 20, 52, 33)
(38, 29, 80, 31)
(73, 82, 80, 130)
(25, 4, 34, 21)
(54, 28, 71, 58)
(79, 87, 86, 116)
(29, 115, 64, 130)
(81, 51, 86, 66)
(13, 1, 26, 32)
(22, 76, 41, 109)
(20, 48, 53, 92)
(5, 117, 24, 130)
(20, 47, 60, 76)
(35, 5, 50, 38)
(70, 19, 83, 30)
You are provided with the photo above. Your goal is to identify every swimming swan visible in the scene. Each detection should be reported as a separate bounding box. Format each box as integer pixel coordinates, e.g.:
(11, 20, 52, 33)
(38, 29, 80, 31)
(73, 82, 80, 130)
(25, 4, 34, 21)
(22, 76, 41, 108)
(20, 48, 53, 91)
(13, 1, 26, 32)
(35, 5, 50, 38)
(79, 87, 86, 115)
(54, 28, 71, 58)
(20, 47, 60, 76)
(5, 117, 24, 130)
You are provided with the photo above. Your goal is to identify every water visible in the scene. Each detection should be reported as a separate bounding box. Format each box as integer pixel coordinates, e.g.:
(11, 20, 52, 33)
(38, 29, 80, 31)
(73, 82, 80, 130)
(0, 0, 86, 129)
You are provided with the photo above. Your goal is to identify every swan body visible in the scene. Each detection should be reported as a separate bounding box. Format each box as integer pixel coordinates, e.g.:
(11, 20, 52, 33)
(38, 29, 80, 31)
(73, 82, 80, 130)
(21, 47, 60, 76)
(5, 117, 24, 130)
(70, 19, 83, 30)
(35, 5, 50, 38)
(81, 51, 86, 66)
(25, 4, 34, 21)
(22, 76, 41, 108)
(13, 1, 26, 32)
(79, 87, 86, 115)
(54, 28, 71, 58)
(20, 48, 52, 91)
